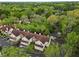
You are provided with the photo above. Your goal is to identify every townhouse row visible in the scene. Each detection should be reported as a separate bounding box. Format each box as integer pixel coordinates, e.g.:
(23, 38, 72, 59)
(0, 25, 56, 51)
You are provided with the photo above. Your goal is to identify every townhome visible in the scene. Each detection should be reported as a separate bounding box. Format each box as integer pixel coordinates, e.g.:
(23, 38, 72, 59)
(9, 29, 22, 45)
(32, 33, 56, 51)
(0, 25, 22, 45)
(19, 31, 33, 47)
(5, 26, 15, 35)
(31, 33, 48, 51)
(0, 25, 15, 35)
(0, 25, 6, 33)
(0, 25, 55, 51)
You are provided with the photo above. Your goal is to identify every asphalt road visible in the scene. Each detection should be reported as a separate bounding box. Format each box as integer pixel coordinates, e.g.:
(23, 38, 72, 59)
(0, 37, 10, 47)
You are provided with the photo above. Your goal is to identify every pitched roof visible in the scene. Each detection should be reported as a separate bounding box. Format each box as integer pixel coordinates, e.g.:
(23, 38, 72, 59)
(0, 25, 49, 44)
(0, 25, 15, 31)
(34, 34, 49, 44)
(0, 27, 6, 31)
(12, 29, 22, 36)
(21, 31, 34, 39)
(21, 31, 49, 43)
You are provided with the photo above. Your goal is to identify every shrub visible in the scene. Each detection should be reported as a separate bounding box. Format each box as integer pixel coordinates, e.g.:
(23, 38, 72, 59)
(1, 46, 30, 57)
(44, 43, 61, 57)
(47, 15, 59, 25)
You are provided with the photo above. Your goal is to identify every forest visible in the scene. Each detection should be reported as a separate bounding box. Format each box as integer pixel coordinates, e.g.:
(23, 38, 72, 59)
(0, 2, 79, 57)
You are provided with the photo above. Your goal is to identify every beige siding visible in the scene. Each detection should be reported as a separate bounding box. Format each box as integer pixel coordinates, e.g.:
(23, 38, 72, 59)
(9, 38, 16, 42)
(35, 41, 44, 46)
(34, 41, 45, 51)
(34, 45, 45, 51)
(45, 42, 49, 47)
(20, 42, 28, 46)
(8, 28, 13, 34)
(10, 34, 16, 38)
(19, 37, 32, 47)
(16, 35, 21, 41)
(22, 37, 29, 41)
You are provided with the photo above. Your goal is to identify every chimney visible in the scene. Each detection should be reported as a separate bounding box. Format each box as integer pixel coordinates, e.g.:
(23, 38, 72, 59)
(39, 33, 41, 35)
(23, 30, 25, 32)
(34, 32, 36, 34)
(4, 25, 6, 27)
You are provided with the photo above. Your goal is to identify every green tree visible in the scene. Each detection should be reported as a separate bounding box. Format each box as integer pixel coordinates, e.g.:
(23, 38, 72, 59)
(44, 43, 61, 57)
(0, 16, 16, 25)
(47, 15, 59, 25)
(63, 32, 79, 56)
(1, 46, 30, 57)
(24, 44, 35, 53)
